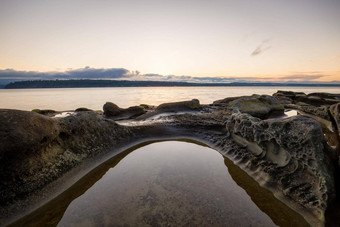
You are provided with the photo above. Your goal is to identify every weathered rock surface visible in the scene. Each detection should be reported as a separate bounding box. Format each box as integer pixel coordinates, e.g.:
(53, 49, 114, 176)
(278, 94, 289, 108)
(287, 103, 330, 121)
(0, 111, 132, 212)
(225, 112, 335, 221)
(103, 102, 146, 120)
(330, 103, 340, 136)
(274, 91, 340, 107)
(222, 95, 284, 119)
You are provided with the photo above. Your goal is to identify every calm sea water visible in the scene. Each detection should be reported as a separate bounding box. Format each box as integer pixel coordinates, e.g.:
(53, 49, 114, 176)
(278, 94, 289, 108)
(0, 87, 339, 111)
(13, 141, 308, 226)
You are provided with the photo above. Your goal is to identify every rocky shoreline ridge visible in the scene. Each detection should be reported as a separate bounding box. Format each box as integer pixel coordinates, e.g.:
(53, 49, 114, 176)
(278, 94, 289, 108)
(0, 91, 339, 226)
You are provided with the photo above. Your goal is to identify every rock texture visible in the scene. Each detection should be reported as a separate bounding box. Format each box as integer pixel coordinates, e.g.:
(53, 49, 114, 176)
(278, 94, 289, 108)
(273, 91, 340, 158)
(330, 103, 340, 136)
(0, 110, 59, 161)
(274, 91, 340, 107)
(214, 95, 284, 119)
(0, 111, 132, 211)
(225, 112, 335, 221)
(103, 102, 146, 120)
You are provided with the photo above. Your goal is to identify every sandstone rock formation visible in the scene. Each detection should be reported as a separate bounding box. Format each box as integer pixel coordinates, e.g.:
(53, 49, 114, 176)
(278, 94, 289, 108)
(214, 95, 284, 119)
(225, 112, 335, 221)
(0, 95, 339, 226)
(330, 103, 340, 137)
(0, 111, 132, 213)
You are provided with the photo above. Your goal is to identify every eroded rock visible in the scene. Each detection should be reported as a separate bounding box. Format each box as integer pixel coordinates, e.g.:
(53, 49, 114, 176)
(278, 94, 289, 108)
(330, 103, 340, 136)
(226, 112, 335, 221)
(227, 95, 284, 119)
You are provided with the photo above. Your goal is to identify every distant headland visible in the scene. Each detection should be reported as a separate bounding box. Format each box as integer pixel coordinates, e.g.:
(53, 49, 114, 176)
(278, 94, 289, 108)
(3, 80, 340, 89)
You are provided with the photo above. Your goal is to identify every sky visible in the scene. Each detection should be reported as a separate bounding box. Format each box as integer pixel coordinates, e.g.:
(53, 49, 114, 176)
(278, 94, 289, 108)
(0, 0, 339, 83)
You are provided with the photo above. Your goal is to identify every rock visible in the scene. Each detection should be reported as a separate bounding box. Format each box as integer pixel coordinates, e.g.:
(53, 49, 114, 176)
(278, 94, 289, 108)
(156, 99, 201, 112)
(135, 99, 202, 120)
(103, 102, 121, 116)
(287, 103, 330, 121)
(75, 107, 92, 112)
(330, 103, 340, 136)
(32, 109, 57, 116)
(225, 113, 335, 221)
(103, 102, 146, 120)
(0, 109, 59, 160)
(1, 94, 339, 226)
(213, 96, 248, 106)
(273, 91, 340, 107)
(0, 110, 132, 213)
(228, 95, 284, 119)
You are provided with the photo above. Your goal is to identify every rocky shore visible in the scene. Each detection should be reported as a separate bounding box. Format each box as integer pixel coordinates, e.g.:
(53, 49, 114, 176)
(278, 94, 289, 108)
(1, 91, 339, 226)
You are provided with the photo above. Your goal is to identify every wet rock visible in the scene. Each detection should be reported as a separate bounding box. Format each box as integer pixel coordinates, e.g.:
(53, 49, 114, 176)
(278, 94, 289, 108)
(225, 112, 335, 221)
(228, 95, 284, 119)
(103, 102, 146, 120)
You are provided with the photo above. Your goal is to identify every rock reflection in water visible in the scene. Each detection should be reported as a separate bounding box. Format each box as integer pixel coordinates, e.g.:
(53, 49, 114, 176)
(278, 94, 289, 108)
(58, 141, 276, 227)
(11, 141, 308, 227)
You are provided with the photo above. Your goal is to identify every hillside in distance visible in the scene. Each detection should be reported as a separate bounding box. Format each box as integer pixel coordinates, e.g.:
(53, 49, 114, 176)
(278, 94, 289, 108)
(4, 80, 340, 89)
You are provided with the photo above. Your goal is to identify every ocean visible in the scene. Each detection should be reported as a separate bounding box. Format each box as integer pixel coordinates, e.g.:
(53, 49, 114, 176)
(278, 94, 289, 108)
(0, 86, 339, 111)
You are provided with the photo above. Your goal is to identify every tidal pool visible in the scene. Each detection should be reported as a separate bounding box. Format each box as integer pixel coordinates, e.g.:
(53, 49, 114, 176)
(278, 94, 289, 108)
(12, 141, 308, 226)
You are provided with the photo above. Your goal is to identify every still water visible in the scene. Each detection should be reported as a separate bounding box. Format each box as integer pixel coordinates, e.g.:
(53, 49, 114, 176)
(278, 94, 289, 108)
(0, 86, 339, 110)
(13, 141, 308, 226)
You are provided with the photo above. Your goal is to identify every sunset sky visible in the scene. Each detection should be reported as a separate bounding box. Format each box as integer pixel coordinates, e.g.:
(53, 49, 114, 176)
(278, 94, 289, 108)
(0, 0, 339, 82)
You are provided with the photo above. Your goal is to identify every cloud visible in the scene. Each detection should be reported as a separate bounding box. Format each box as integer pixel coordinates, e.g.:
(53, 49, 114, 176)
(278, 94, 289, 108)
(332, 55, 340, 59)
(279, 74, 324, 81)
(251, 40, 271, 56)
(0, 67, 131, 80)
(0, 67, 338, 84)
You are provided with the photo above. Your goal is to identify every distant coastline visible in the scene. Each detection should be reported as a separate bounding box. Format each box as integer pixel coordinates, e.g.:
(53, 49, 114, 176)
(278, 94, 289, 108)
(3, 80, 340, 89)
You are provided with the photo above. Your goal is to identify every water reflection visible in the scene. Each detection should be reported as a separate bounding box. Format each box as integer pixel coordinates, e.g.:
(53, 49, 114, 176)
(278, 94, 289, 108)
(11, 140, 308, 227)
